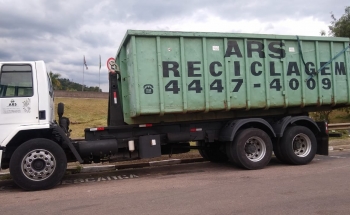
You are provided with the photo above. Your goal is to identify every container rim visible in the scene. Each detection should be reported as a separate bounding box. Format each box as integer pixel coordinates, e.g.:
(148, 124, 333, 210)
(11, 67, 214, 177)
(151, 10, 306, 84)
(115, 29, 350, 57)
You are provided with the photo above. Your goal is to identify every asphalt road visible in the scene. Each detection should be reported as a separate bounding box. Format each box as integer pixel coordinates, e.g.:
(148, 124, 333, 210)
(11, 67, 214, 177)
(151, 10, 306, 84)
(1, 151, 350, 215)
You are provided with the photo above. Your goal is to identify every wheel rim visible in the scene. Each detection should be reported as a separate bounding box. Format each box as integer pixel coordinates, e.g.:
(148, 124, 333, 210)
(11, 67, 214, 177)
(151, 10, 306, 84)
(21, 149, 56, 181)
(292, 133, 311, 157)
(244, 136, 266, 162)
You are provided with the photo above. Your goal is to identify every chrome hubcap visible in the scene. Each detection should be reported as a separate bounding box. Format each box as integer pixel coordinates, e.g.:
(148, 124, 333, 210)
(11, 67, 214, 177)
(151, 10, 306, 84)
(244, 136, 266, 162)
(292, 133, 311, 157)
(21, 149, 56, 181)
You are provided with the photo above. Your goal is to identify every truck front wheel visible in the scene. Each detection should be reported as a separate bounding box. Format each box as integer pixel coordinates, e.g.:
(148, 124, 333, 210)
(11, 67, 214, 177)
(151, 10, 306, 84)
(9, 138, 67, 191)
(280, 126, 317, 165)
(227, 128, 272, 170)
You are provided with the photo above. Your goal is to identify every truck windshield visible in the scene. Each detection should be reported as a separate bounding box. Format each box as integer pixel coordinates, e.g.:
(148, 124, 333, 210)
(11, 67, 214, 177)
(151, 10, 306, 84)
(0, 64, 33, 97)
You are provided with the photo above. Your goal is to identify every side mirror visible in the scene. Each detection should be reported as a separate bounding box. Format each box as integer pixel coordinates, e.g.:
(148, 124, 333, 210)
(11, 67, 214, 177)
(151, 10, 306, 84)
(57, 102, 64, 118)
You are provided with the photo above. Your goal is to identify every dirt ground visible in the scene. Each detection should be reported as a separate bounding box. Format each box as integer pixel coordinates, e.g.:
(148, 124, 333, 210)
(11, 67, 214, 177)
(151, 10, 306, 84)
(329, 137, 350, 146)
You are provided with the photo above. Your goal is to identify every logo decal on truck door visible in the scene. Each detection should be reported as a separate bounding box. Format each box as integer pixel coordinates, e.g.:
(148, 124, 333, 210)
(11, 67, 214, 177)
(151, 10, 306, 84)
(2, 99, 20, 114)
(2, 98, 31, 114)
(9, 99, 17, 106)
(22, 98, 31, 113)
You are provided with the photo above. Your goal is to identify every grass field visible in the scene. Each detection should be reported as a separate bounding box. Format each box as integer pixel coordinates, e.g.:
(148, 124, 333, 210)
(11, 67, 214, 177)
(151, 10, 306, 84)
(55, 97, 350, 138)
(55, 98, 108, 138)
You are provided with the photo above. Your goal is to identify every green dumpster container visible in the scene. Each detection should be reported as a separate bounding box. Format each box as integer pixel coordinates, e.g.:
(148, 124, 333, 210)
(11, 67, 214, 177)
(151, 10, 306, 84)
(116, 30, 350, 124)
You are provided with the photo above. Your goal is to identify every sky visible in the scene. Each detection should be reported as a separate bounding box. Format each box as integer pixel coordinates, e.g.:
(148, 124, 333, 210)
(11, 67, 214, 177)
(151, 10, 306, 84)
(0, 0, 348, 92)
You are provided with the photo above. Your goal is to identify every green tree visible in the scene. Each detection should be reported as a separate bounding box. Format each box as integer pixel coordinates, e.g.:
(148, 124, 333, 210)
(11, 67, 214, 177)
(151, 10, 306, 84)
(329, 6, 350, 38)
(49, 71, 61, 90)
(310, 111, 332, 123)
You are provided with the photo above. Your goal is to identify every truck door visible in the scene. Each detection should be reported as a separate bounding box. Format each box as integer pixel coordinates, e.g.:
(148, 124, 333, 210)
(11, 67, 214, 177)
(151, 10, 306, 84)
(0, 63, 39, 144)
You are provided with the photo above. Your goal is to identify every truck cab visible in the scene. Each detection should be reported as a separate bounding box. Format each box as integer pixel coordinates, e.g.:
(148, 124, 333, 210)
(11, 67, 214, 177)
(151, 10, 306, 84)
(0, 61, 55, 169)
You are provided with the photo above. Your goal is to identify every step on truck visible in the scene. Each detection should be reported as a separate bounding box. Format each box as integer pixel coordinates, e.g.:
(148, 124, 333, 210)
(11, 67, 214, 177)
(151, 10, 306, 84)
(0, 30, 349, 190)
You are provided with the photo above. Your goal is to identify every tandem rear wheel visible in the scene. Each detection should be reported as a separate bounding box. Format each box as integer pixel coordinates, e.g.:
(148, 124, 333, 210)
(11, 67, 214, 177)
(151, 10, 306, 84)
(9, 138, 67, 191)
(226, 128, 273, 170)
(276, 126, 317, 165)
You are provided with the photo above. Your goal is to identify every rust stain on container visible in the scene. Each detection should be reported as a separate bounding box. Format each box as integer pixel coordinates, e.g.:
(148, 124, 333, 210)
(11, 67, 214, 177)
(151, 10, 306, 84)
(331, 95, 335, 106)
(224, 100, 228, 109)
(317, 97, 321, 106)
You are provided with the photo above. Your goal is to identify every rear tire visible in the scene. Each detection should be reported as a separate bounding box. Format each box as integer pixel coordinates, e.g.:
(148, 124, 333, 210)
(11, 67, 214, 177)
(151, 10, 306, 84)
(197, 141, 228, 163)
(227, 128, 272, 170)
(10, 138, 67, 191)
(226, 134, 241, 166)
(280, 126, 317, 165)
(273, 141, 287, 163)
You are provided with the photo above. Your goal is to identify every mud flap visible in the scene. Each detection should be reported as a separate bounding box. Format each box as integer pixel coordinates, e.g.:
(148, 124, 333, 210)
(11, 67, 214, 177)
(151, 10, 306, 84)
(316, 122, 329, 156)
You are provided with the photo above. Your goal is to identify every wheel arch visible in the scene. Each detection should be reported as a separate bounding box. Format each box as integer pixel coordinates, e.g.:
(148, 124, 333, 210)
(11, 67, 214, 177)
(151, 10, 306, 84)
(273, 116, 320, 138)
(219, 118, 276, 142)
(2, 124, 84, 170)
(1, 129, 58, 169)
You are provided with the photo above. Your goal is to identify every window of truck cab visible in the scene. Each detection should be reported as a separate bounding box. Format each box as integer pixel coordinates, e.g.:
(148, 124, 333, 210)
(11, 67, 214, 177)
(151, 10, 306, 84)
(0, 64, 33, 97)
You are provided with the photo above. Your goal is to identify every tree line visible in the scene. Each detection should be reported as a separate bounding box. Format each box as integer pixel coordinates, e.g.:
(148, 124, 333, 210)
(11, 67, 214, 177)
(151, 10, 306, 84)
(49, 72, 102, 92)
